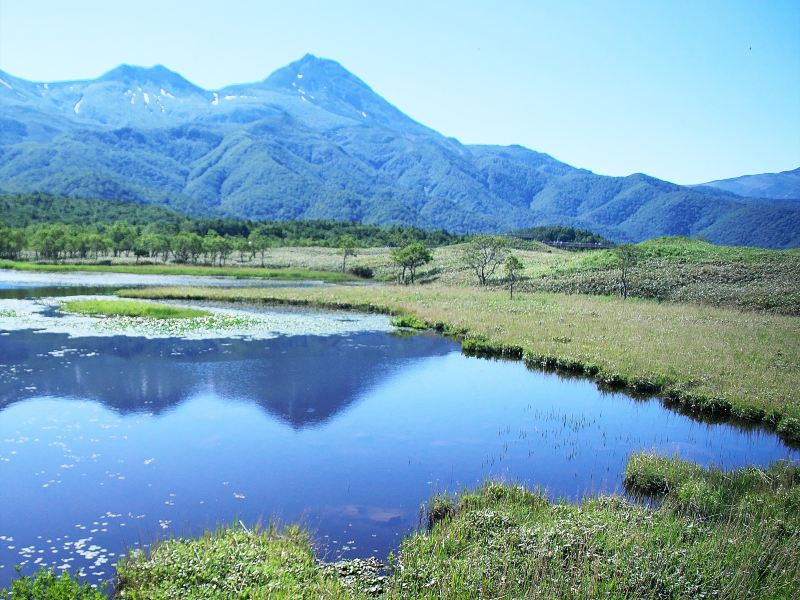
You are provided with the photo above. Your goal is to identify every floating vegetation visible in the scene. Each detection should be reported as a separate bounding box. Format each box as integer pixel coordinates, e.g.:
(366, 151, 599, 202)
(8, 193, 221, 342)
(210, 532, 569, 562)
(62, 299, 211, 320)
(0, 295, 390, 340)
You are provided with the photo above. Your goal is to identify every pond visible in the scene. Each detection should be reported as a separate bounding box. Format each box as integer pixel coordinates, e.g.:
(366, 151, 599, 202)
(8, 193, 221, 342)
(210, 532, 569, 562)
(0, 275, 797, 589)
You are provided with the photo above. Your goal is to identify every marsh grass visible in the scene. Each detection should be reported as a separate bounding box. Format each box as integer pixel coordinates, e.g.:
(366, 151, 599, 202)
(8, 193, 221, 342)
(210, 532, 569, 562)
(62, 299, 211, 319)
(119, 284, 800, 440)
(391, 458, 800, 599)
(0, 260, 358, 283)
(67, 456, 800, 599)
(0, 568, 105, 599)
(114, 524, 374, 599)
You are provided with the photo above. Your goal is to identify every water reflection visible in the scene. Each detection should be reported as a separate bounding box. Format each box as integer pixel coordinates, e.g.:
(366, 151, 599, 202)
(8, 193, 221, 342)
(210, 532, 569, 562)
(0, 330, 453, 427)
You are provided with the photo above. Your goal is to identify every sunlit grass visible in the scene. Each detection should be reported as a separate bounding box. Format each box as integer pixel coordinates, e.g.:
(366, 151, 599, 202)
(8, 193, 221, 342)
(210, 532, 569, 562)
(62, 299, 210, 319)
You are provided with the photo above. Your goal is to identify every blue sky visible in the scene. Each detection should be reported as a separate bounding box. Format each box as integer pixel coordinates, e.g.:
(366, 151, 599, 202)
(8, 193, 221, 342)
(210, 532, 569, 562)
(1, 0, 798, 184)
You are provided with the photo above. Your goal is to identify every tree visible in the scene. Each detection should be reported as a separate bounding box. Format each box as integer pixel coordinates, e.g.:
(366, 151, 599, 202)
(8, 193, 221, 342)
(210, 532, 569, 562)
(504, 254, 523, 299)
(0, 227, 26, 259)
(615, 244, 640, 299)
(172, 232, 203, 264)
(233, 237, 251, 263)
(462, 236, 509, 285)
(108, 221, 136, 257)
(31, 224, 68, 260)
(338, 235, 358, 272)
(391, 242, 433, 284)
(248, 229, 272, 267)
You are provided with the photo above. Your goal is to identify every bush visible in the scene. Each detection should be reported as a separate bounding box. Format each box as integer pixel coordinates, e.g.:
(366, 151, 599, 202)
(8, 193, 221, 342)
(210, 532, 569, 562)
(0, 568, 105, 599)
(426, 495, 456, 529)
(349, 265, 374, 279)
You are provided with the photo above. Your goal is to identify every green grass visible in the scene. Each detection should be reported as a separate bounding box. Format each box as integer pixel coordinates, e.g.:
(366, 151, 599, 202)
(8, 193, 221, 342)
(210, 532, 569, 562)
(114, 525, 374, 599)
(0, 259, 358, 283)
(391, 457, 800, 599)
(529, 237, 800, 315)
(0, 568, 105, 599)
(29, 455, 795, 599)
(62, 299, 211, 319)
(118, 283, 800, 441)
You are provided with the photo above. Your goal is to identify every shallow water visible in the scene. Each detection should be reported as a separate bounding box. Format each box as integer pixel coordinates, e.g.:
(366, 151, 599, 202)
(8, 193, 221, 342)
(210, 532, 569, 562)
(0, 280, 797, 589)
(0, 268, 343, 298)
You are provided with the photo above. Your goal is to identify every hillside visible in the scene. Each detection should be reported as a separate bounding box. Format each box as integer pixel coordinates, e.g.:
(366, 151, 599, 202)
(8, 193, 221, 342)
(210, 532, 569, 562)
(1, 55, 799, 247)
(701, 167, 800, 200)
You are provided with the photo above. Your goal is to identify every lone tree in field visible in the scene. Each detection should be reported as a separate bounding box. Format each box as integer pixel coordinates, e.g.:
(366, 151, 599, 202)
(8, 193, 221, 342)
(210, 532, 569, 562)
(615, 244, 640, 299)
(504, 254, 523, 299)
(248, 228, 272, 267)
(338, 235, 358, 272)
(462, 236, 509, 285)
(391, 241, 433, 284)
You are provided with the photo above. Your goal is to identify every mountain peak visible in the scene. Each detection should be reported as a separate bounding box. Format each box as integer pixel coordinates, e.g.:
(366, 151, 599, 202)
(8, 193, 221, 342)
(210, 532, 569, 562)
(99, 64, 203, 93)
(265, 54, 363, 89)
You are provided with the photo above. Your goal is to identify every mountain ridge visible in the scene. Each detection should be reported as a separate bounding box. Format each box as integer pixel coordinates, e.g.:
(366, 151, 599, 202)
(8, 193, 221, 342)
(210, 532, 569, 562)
(700, 168, 800, 201)
(1, 55, 798, 248)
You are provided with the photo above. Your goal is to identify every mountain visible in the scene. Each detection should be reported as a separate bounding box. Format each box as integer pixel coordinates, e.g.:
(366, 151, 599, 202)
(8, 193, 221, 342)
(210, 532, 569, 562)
(700, 168, 800, 201)
(1, 54, 799, 248)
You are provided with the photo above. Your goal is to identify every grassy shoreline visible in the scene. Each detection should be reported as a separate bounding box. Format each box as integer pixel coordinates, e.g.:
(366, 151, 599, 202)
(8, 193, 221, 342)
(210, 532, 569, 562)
(11, 454, 796, 598)
(0, 259, 359, 282)
(119, 284, 800, 443)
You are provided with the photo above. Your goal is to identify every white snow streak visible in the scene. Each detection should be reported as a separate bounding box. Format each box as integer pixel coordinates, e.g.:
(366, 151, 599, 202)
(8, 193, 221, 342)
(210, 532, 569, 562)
(0, 78, 11, 90)
(73, 99, 83, 114)
(211, 92, 219, 106)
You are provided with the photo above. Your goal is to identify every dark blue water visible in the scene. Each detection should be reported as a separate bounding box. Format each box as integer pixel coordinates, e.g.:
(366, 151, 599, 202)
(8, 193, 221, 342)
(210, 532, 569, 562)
(0, 289, 797, 589)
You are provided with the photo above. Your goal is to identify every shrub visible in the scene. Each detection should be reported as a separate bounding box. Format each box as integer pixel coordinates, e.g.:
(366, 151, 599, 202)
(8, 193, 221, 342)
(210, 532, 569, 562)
(0, 568, 105, 599)
(349, 265, 374, 279)
(427, 495, 456, 529)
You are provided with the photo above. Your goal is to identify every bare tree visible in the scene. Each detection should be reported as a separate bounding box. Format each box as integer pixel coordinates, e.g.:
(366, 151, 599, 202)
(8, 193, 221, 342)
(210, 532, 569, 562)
(462, 236, 509, 285)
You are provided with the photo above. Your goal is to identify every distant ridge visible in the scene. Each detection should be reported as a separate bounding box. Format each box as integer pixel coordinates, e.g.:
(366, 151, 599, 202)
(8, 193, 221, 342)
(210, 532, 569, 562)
(700, 167, 800, 201)
(1, 55, 798, 248)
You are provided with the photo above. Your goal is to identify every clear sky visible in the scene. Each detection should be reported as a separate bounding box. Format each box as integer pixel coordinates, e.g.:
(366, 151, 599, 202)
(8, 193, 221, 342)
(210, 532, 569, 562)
(1, 0, 798, 184)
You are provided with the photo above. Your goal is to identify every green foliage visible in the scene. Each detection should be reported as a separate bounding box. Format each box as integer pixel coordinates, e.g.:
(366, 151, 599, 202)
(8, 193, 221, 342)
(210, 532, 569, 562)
(0, 193, 462, 253)
(390, 241, 433, 284)
(532, 237, 800, 315)
(461, 235, 509, 285)
(337, 235, 358, 272)
(63, 299, 211, 319)
(348, 265, 374, 279)
(390, 459, 800, 599)
(426, 494, 456, 529)
(390, 314, 429, 329)
(504, 254, 524, 298)
(0, 568, 105, 600)
(115, 525, 371, 599)
(511, 225, 612, 245)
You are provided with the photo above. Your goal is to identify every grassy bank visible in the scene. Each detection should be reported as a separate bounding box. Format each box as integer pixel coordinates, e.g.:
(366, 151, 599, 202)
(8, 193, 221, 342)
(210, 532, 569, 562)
(62, 299, 210, 319)
(527, 237, 800, 315)
(118, 284, 800, 441)
(0, 259, 358, 283)
(390, 455, 800, 599)
(15, 454, 796, 598)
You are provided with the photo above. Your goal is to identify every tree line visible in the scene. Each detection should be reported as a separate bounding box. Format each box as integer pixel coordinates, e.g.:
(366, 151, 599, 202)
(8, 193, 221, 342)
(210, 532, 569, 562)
(0, 220, 459, 266)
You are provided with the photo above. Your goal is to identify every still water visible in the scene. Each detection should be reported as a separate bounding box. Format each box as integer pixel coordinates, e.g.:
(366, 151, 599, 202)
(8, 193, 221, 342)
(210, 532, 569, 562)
(0, 275, 796, 588)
